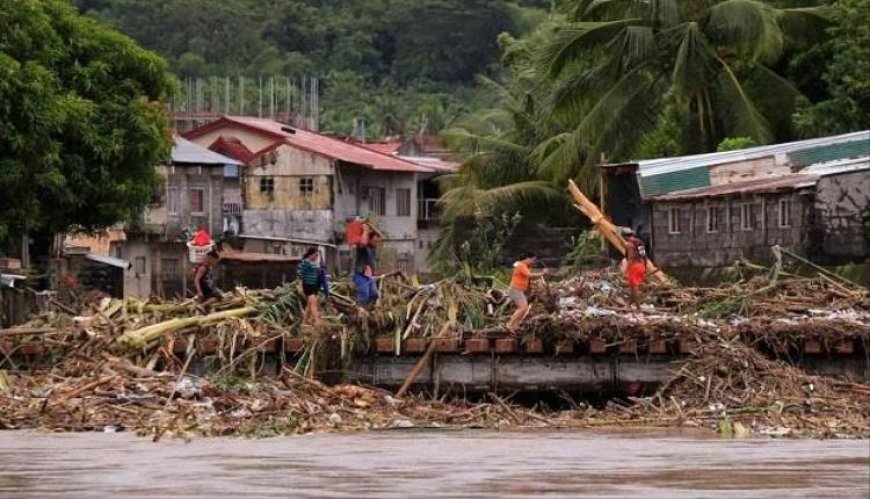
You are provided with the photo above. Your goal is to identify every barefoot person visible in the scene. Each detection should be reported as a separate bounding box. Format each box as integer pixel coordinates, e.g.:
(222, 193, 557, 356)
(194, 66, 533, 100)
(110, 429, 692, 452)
(620, 227, 647, 309)
(506, 252, 547, 333)
(299, 247, 324, 325)
(194, 249, 221, 311)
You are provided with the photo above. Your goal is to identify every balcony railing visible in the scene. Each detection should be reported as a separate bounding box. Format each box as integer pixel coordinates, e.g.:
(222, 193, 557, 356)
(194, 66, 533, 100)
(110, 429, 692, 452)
(223, 202, 242, 214)
(418, 198, 440, 221)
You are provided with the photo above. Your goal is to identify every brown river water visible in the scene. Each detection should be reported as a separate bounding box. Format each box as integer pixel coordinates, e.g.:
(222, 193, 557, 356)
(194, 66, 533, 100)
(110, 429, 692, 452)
(0, 429, 868, 498)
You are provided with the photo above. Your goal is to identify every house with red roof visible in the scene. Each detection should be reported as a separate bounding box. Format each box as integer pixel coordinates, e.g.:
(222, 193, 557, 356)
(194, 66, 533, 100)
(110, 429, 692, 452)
(184, 116, 435, 272)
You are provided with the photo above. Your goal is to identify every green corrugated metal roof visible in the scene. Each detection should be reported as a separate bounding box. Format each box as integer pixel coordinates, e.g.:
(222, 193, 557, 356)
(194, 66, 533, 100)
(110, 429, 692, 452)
(788, 140, 870, 167)
(639, 166, 711, 198)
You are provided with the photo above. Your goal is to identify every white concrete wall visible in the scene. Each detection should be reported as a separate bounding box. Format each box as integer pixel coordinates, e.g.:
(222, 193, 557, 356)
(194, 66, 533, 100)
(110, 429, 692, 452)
(114, 239, 152, 300)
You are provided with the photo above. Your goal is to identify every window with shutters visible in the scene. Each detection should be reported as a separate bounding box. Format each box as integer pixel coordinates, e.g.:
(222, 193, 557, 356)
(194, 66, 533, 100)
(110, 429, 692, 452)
(668, 208, 681, 234)
(706, 206, 719, 233)
(369, 187, 386, 216)
(167, 187, 180, 215)
(190, 188, 205, 215)
(778, 199, 792, 228)
(299, 177, 314, 196)
(396, 188, 411, 217)
(260, 177, 274, 194)
(741, 203, 755, 230)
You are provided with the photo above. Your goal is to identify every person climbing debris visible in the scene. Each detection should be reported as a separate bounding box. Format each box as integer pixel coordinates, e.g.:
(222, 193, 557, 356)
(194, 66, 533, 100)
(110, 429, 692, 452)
(299, 247, 326, 325)
(352, 222, 381, 307)
(620, 227, 647, 309)
(506, 252, 548, 334)
(194, 249, 222, 312)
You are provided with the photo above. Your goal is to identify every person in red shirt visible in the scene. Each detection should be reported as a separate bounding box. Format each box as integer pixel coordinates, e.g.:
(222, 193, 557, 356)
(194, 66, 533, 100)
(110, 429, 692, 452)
(620, 227, 648, 309)
(506, 252, 547, 334)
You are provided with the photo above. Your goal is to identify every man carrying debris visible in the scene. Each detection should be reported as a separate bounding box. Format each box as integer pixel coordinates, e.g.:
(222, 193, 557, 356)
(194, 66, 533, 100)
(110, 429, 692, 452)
(353, 223, 381, 307)
(194, 249, 222, 312)
(620, 227, 647, 309)
(506, 252, 547, 334)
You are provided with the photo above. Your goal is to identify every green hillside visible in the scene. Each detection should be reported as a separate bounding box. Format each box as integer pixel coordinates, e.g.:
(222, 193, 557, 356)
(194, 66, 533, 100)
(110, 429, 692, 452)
(73, 0, 550, 137)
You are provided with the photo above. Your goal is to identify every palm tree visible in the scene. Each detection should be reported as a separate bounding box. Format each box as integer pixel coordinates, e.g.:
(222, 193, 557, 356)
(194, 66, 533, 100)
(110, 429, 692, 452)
(541, 0, 827, 171)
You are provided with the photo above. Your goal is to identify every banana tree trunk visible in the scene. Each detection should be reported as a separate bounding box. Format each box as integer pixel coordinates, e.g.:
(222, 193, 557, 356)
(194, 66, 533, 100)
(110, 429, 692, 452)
(567, 180, 669, 285)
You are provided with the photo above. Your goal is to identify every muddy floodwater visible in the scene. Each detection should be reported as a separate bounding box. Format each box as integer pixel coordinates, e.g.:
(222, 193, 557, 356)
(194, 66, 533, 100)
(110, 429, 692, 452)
(0, 430, 868, 498)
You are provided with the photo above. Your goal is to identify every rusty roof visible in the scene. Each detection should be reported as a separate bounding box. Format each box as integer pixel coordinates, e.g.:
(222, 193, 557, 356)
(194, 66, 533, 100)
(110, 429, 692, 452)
(360, 141, 402, 155)
(185, 117, 432, 174)
(650, 174, 819, 202)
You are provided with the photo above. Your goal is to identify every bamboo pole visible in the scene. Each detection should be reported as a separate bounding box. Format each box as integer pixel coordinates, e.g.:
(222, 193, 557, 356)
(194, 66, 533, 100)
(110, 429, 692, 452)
(567, 179, 669, 285)
(116, 306, 256, 350)
(395, 322, 452, 398)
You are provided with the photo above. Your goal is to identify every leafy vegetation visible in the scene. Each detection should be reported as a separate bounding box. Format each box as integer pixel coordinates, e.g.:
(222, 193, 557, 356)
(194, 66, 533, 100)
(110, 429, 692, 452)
(72, 0, 551, 136)
(433, 0, 868, 270)
(0, 0, 175, 250)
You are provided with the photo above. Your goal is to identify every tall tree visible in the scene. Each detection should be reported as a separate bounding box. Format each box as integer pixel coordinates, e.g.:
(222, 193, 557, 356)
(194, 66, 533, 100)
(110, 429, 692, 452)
(792, 0, 870, 136)
(541, 0, 827, 173)
(0, 0, 176, 250)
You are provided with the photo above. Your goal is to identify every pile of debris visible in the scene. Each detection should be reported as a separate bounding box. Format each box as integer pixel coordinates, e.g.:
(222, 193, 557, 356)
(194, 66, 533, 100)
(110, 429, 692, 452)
(610, 332, 870, 438)
(0, 267, 868, 439)
(0, 352, 550, 438)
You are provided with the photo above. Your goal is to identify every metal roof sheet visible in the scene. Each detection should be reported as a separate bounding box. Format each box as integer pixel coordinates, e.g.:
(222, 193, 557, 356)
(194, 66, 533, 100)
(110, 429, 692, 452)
(397, 155, 460, 174)
(787, 140, 870, 167)
(650, 174, 819, 202)
(172, 136, 242, 166)
(637, 130, 869, 178)
(801, 156, 870, 175)
(186, 117, 432, 174)
(85, 253, 132, 269)
(638, 166, 711, 198)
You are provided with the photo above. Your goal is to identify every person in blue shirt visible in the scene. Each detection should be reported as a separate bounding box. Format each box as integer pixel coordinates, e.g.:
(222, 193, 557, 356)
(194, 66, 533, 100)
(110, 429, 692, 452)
(298, 247, 324, 325)
(353, 223, 381, 307)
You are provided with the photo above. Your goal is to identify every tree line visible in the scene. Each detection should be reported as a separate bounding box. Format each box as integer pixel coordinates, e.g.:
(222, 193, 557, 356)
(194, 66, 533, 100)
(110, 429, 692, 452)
(73, 0, 550, 136)
(432, 0, 870, 269)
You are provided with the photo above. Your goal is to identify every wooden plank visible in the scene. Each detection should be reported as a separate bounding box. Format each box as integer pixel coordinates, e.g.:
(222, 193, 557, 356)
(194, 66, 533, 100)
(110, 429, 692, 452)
(433, 339, 459, 353)
(255, 338, 277, 352)
(804, 339, 822, 354)
(199, 339, 218, 354)
(589, 338, 607, 354)
(19, 343, 44, 356)
(0, 328, 57, 338)
(464, 338, 490, 354)
(172, 338, 189, 354)
(835, 339, 854, 355)
(555, 339, 574, 355)
(524, 338, 544, 354)
(403, 338, 427, 354)
(375, 336, 395, 353)
(618, 339, 638, 354)
(494, 338, 517, 354)
(648, 339, 667, 354)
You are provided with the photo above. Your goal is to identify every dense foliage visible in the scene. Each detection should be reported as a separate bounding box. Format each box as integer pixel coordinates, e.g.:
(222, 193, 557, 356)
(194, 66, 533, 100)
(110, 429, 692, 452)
(73, 0, 550, 136)
(0, 0, 175, 248)
(433, 0, 868, 270)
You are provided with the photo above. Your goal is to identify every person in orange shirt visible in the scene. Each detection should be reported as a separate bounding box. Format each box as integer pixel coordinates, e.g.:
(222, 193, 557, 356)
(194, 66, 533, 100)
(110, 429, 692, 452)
(620, 227, 648, 309)
(506, 252, 547, 333)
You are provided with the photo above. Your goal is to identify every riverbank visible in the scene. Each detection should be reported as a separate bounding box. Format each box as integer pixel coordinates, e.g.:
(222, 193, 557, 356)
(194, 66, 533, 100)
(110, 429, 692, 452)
(1, 269, 867, 439)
